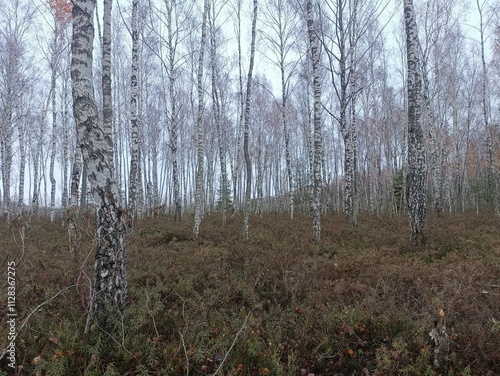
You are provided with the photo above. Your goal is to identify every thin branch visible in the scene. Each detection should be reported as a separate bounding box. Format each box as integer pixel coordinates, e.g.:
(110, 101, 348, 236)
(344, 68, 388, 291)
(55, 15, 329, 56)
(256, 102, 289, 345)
(212, 311, 251, 376)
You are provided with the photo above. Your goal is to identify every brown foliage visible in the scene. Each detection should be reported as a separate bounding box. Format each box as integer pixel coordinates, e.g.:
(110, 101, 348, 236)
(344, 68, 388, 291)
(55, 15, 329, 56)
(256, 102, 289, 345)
(0, 211, 499, 374)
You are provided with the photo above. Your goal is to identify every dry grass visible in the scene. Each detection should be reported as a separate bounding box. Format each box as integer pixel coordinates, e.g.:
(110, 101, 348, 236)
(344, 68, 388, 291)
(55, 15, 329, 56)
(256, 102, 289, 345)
(0, 211, 499, 375)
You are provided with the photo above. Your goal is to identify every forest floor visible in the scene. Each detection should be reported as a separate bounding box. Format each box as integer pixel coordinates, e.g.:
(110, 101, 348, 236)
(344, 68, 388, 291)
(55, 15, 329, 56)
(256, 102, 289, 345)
(0, 211, 499, 375)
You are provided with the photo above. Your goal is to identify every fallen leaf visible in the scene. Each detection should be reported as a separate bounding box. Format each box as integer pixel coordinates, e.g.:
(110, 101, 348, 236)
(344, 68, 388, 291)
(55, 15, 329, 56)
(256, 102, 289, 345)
(439, 308, 445, 317)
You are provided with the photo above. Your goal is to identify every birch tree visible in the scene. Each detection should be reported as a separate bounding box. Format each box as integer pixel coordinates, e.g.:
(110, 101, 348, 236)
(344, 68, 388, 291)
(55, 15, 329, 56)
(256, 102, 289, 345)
(307, 0, 322, 242)
(208, 1, 229, 225)
(71, 0, 128, 317)
(0, 0, 33, 220)
(193, 0, 209, 240)
(230, 0, 244, 213)
(128, 0, 141, 219)
(243, 0, 258, 239)
(403, 0, 427, 244)
(165, 0, 183, 221)
(476, 0, 497, 214)
(261, 0, 298, 219)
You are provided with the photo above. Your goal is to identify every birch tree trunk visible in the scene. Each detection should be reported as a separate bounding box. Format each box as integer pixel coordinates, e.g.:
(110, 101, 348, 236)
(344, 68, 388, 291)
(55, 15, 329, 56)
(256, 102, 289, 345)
(231, 0, 244, 214)
(404, 0, 427, 245)
(102, 0, 114, 171)
(71, 0, 128, 316)
(209, 5, 228, 225)
(49, 62, 57, 222)
(129, 0, 141, 221)
(17, 108, 26, 213)
(1, 105, 13, 221)
(421, 53, 442, 215)
(31, 106, 46, 216)
(68, 144, 81, 256)
(262, 0, 296, 219)
(307, 0, 322, 242)
(243, 0, 258, 239)
(165, 0, 182, 221)
(348, 0, 359, 226)
(476, 0, 498, 214)
(61, 78, 70, 211)
(193, 0, 209, 240)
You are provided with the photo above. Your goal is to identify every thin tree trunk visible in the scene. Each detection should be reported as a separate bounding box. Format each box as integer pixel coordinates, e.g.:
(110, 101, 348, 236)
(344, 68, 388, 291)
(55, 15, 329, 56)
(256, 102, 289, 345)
(165, 0, 182, 221)
(2, 106, 13, 221)
(209, 6, 228, 225)
(243, 0, 258, 239)
(49, 64, 57, 222)
(68, 143, 82, 256)
(281, 48, 294, 219)
(476, 0, 498, 214)
(193, 0, 209, 240)
(348, 0, 358, 226)
(61, 84, 70, 212)
(421, 53, 442, 215)
(307, 0, 322, 242)
(17, 116, 26, 213)
(404, 0, 427, 245)
(128, 0, 141, 221)
(232, 1, 244, 214)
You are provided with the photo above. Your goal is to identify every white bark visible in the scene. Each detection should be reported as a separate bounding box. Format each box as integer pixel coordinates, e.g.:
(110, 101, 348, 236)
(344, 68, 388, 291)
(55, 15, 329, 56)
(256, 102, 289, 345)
(129, 0, 141, 219)
(193, 0, 209, 240)
(49, 64, 57, 222)
(71, 0, 128, 313)
(243, 0, 258, 239)
(209, 3, 229, 225)
(404, 0, 427, 244)
(307, 0, 322, 242)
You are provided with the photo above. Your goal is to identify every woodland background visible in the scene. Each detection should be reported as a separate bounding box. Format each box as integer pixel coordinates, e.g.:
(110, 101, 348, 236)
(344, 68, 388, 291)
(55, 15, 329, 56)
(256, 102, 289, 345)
(0, 0, 500, 375)
(0, 0, 499, 224)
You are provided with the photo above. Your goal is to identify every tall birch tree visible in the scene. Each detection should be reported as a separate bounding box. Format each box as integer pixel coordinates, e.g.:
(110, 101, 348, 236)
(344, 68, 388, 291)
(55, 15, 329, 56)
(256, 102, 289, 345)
(209, 1, 229, 225)
(476, 0, 497, 214)
(71, 0, 128, 317)
(243, 0, 258, 239)
(261, 0, 297, 219)
(403, 0, 427, 244)
(307, 0, 322, 242)
(193, 0, 209, 240)
(129, 0, 141, 219)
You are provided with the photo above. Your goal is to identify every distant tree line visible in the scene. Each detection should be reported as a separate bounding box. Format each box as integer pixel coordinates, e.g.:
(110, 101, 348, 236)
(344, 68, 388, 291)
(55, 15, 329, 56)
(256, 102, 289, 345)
(0, 0, 499, 239)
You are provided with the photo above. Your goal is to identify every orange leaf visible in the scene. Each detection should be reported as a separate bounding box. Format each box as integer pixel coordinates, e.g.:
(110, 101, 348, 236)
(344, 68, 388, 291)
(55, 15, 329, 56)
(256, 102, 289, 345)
(236, 363, 244, 372)
(262, 367, 270, 375)
(347, 349, 354, 356)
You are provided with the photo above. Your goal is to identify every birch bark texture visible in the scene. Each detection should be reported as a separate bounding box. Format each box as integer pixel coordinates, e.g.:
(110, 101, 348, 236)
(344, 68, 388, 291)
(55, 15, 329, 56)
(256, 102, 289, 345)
(307, 0, 322, 242)
(243, 0, 258, 239)
(476, 0, 498, 214)
(165, 0, 182, 221)
(193, 0, 209, 240)
(71, 0, 128, 313)
(128, 0, 141, 219)
(403, 0, 427, 244)
(209, 3, 229, 225)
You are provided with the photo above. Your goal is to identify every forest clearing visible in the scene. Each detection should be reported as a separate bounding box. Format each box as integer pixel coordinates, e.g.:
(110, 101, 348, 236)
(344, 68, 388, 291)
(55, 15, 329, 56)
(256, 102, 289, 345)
(1, 211, 499, 375)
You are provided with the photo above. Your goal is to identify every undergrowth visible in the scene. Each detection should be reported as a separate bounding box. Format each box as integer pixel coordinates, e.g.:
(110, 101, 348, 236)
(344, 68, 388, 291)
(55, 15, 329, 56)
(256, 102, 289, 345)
(0, 211, 499, 375)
